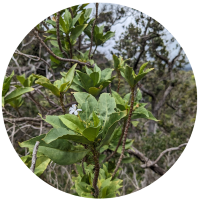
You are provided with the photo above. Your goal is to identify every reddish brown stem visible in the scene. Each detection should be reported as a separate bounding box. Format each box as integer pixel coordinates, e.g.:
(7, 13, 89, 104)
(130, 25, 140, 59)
(112, 87, 135, 178)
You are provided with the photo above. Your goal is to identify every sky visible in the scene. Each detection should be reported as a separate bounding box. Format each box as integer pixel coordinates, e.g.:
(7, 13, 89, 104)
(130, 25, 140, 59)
(86, 3, 191, 70)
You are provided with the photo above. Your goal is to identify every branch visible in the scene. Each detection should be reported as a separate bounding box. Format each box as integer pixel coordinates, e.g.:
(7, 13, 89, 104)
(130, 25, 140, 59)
(141, 143, 187, 168)
(127, 147, 165, 176)
(30, 141, 40, 172)
(89, 3, 99, 59)
(155, 84, 174, 111)
(33, 28, 94, 67)
(138, 84, 156, 100)
(112, 87, 135, 178)
(4, 117, 42, 123)
(171, 47, 182, 66)
(56, 12, 69, 58)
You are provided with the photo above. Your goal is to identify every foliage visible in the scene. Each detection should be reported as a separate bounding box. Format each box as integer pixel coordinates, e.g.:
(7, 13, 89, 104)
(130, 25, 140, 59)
(2, 3, 196, 198)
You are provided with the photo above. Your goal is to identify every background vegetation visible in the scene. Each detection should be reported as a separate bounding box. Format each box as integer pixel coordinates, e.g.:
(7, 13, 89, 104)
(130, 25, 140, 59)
(2, 2, 196, 196)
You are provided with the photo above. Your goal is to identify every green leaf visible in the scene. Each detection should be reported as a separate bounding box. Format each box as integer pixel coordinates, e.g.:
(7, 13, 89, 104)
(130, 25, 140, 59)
(43, 127, 92, 145)
(113, 54, 120, 70)
(90, 72, 99, 86)
(132, 110, 158, 121)
(100, 68, 113, 82)
(100, 111, 127, 147)
(133, 107, 149, 117)
(74, 92, 97, 107)
(19, 134, 89, 165)
(102, 31, 115, 42)
(135, 88, 142, 102)
(123, 92, 131, 103)
(82, 126, 100, 142)
(59, 15, 67, 33)
(98, 93, 116, 122)
(88, 86, 103, 96)
(16, 74, 26, 86)
(64, 9, 72, 30)
(123, 65, 135, 88)
(34, 156, 51, 176)
(111, 90, 125, 106)
(40, 115, 66, 128)
(70, 24, 88, 42)
(8, 96, 23, 108)
(93, 111, 100, 127)
(76, 70, 94, 91)
(35, 78, 60, 97)
(134, 68, 154, 84)
(50, 55, 60, 64)
(138, 62, 149, 75)
(59, 114, 85, 134)
(4, 87, 34, 104)
(131, 121, 139, 127)
(2, 71, 14, 97)
(72, 12, 83, 26)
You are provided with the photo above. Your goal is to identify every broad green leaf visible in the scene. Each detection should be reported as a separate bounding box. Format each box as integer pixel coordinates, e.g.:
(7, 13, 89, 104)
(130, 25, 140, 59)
(88, 86, 103, 96)
(34, 156, 51, 176)
(59, 15, 67, 33)
(90, 72, 99, 86)
(4, 87, 34, 104)
(135, 88, 142, 102)
(134, 68, 154, 84)
(64, 64, 77, 84)
(42, 127, 92, 145)
(113, 54, 120, 70)
(19, 134, 89, 165)
(100, 68, 113, 82)
(133, 107, 149, 118)
(2, 71, 14, 97)
(50, 40, 59, 48)
(102, 31, 115, 42)
(138, 62, 149, 75)
(85, 66, 93, 75)
(46, 19, 56, 27)
(64, 9, 72, 30)
(40, 115, 66, 128)
(74, 92, 97, 107)
(82, 126, 100, 141)
(16, 74, 26, 85)
(50, 55, 60, 64)
(111, 90, 125, 106)
(123, 65, 135, 87)
(72, 12, 83, 26)
(59, 114, 85, 134)
(70, 24, 88, 42)
(98, 93, 116, 122)
(132, 110, 158, 121)
(131, 121, 139, 127)
(9, 96, 23, 108)
(76, 70, 94, 91)
(35, 78, 60, 97)
(100, 111, 127, 147)
(123, 92, 131, 103)
(93, 111, 100, 127)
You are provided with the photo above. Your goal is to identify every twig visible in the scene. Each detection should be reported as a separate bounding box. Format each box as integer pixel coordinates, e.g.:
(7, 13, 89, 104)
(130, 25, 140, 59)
(33, 28, 94, 67)
(89, 3, 99, 59)
(141, 143, 187, 168)
(30, 141, 40, 173)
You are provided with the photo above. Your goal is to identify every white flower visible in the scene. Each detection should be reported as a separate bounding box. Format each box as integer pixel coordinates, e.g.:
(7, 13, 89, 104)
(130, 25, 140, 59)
(46, 72, 53, 79)
(69, 104, 82, 115)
